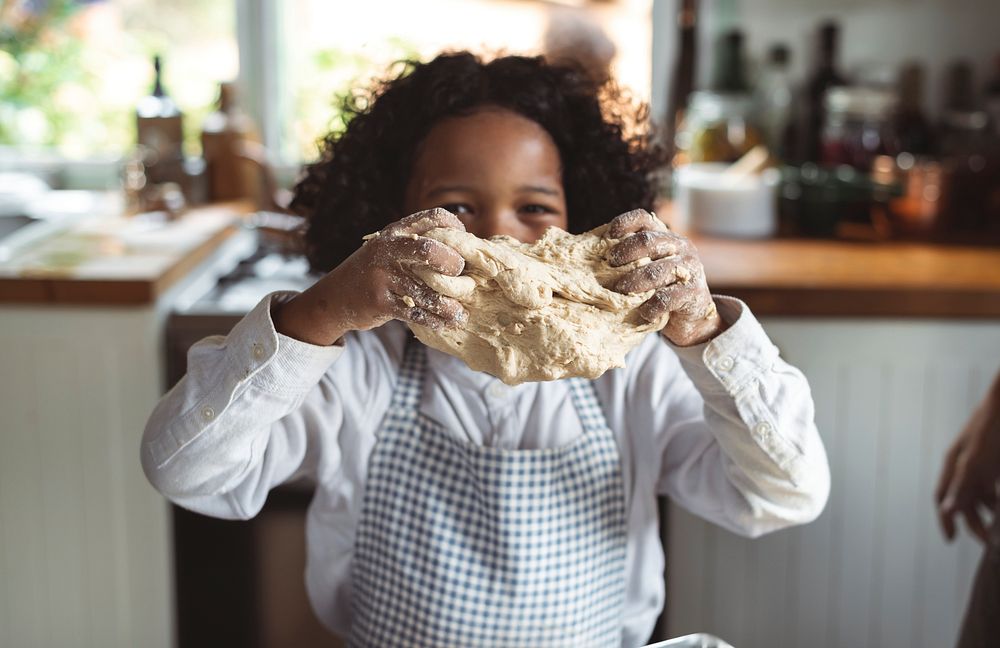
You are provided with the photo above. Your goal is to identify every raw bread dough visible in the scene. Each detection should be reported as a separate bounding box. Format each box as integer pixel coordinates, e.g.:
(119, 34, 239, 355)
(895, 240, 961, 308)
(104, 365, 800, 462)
(407, 224, 670, 385)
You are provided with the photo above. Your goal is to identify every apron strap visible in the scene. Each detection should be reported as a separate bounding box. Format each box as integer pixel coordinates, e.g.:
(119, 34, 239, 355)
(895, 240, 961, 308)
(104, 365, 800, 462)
(567, 377, 611, 435)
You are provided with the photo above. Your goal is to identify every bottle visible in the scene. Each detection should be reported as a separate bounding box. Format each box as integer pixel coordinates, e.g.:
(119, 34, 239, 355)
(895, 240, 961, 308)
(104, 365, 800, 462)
(711, 29, 749, 94)
(938, 61, 988, 157)
(893, 63, 934, 156)
(938, 61, 993, 234)
(678, 91, 760, 163)
(136, 55, 185, 185)
(984, 54, 1000, 139)
(200, 82, 261, 202)
(802, 21, 847, 163)
(821, 86, 897, 171)
(983, 55, 1000, 235)
(675, 30, 760, 165)
(665, 0, 698, 167)
(755, 44, 794, 161)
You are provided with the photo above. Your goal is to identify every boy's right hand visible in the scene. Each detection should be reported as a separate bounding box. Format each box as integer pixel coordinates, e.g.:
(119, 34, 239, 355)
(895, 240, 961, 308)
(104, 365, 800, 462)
(274, 208, 469, 346)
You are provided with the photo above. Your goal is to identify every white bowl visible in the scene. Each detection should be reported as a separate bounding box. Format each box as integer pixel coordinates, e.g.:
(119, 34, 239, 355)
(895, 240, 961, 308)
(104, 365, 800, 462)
(674, 163, 780, 238)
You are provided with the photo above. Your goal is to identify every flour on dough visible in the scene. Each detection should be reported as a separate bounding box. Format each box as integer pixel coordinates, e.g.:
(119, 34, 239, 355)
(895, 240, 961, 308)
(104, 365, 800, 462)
(407, 224, 671, 385)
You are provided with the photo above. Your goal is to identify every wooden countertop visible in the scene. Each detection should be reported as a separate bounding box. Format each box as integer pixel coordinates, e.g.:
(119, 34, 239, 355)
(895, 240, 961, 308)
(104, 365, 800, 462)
(692, 235, 1000, 318)
(2, 198, 997, 317)
(0, 202, 251, 305)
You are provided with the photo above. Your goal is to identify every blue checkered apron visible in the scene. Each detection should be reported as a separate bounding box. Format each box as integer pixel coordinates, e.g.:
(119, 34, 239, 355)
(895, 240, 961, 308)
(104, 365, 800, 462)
(347, 339, 628, 647)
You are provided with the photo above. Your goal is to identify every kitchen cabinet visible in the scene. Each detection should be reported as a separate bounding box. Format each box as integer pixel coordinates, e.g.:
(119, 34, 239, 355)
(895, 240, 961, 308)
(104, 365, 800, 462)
(0, 203, 254, 648)
(664, 235, 1000, 648)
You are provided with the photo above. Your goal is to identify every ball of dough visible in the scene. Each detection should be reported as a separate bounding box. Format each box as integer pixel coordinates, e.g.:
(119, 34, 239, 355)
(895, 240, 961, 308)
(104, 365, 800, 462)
(408, 224, 670, 385)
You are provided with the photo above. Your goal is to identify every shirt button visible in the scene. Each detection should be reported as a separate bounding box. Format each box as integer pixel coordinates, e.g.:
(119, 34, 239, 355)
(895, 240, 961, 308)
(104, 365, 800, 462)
(252, 343, 265, 359)
(755, 421, 773, 438)
(715, 355, 735, 372)
(201, 406, 216, 421)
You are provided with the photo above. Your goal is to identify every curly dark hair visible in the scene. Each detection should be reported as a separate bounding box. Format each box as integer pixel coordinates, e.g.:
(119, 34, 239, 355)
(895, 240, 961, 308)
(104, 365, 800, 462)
(290, 51, 666, 273)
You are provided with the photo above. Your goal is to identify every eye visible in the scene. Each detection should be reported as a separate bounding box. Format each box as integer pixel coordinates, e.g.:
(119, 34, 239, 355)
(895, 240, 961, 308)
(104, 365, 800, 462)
(520, 204, 558, 216)
(438, 203, 473, 216)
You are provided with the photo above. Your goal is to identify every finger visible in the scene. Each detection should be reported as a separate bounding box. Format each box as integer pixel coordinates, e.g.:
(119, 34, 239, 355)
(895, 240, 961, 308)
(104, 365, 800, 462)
(608, 230, 682, 267)
(983, 485, 998, 508)
(962, 503, 990, 544)
(614, 256, 696, 294)
(635, 283, 694, 323)
(641, 287, 672, 322)
(607, 208, 667, 239)
(383, 208, 466, 237)
(935, 443, 963, 505)
(390, 273, 468, 326)
(387, 293, 452, 331)
(938, 501, 957, 541)
(381, 236, 465, 276)
(939, 475, 970, 542)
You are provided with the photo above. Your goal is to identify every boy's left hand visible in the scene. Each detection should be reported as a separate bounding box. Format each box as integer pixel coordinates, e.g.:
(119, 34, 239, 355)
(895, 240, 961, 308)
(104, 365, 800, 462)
(604, 209, 724, 347)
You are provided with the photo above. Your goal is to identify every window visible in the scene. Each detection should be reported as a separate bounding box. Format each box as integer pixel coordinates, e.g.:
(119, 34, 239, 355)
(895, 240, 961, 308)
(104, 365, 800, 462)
(0, 0, 237, 158)
(275, 0, 653, 161)
(1, 0, 651, 170)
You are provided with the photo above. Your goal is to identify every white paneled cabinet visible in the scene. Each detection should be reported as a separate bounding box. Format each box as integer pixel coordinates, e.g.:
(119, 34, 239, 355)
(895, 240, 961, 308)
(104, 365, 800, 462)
(666, 318, 1000, 648)
(0, 305, 172, 648)
(0, 231, 252, 648)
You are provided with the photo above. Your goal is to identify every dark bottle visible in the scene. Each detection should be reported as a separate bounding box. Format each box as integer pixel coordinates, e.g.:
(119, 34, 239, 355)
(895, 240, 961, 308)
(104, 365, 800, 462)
(755, 44, 795, 161)
(711, 29, 749, 94)
(894, 62, 934, 156)
(938, 61, 993, 234)
(136, 55, 185, 185)
(944, 60, 977, 113)
(938, 61, 988, 157)
(665, 0, 698, 165)
(984, 54, 1000, 138)
(986, 57, 1000, 238)
(802, 21, 847, 163)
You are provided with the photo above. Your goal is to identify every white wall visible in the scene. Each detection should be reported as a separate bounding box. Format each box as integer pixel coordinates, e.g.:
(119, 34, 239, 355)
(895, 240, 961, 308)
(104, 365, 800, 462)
(652, 0, 1000, 123)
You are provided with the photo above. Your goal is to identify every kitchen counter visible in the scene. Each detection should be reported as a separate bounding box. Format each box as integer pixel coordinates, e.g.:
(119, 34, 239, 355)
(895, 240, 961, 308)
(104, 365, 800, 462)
(2, 199, 997, 316)
(691, 235, 1000, 319)
(0, 199, 261, 648)
(0, 201, 251, 305)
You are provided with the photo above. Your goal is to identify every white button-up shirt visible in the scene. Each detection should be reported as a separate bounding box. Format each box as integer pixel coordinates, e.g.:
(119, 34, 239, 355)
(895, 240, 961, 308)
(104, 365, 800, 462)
(142, 292, 830, 647)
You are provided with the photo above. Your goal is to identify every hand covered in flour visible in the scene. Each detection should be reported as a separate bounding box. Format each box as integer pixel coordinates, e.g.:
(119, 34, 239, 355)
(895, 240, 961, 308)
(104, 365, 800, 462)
(604, 209, 724, 347)
(273, 208, 468, 346)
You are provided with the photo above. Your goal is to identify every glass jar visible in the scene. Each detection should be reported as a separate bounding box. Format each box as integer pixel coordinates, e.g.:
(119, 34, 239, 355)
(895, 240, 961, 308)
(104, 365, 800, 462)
(821, 86, 898, 171)
(870, 154, 944, 239)
(675, 91, 762, 164)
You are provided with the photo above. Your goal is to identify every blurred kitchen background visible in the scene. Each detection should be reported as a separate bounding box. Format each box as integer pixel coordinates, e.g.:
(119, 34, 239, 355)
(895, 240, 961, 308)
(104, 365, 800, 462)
(1, 1, 999, 647)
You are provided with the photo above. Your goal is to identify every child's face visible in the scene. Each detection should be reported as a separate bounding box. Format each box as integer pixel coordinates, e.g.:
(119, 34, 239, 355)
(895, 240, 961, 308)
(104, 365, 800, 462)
(403, 106, 568, 243)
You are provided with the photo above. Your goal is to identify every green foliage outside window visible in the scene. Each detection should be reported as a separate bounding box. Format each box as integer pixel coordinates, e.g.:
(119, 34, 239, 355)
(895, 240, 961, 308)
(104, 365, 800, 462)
(287, 36, 418, 161)
(0, 0, 234, 158)
(0, 1, 103, 153)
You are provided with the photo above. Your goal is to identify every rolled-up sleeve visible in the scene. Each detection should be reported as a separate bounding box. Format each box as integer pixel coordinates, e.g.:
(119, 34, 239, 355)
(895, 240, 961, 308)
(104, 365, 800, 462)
(631, 296, 830, 537)
(141, 291, 358, 520)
